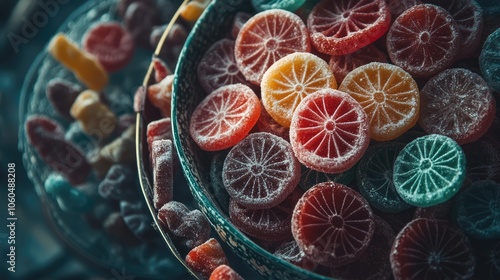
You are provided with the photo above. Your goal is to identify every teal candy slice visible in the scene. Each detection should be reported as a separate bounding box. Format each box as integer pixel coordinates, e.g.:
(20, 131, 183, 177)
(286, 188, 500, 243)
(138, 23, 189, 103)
(453, 180, 500, 239)
(251, 0, 307, 12)
(480, 28, 500, 92)
(357, 142, 412, 213)
(393, 134, 466, 207)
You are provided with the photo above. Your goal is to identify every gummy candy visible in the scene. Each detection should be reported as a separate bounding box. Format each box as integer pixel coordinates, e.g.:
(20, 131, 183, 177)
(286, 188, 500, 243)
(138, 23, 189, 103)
(185, 238, 229, 278)
(98, 164, 136, 201)
(209, 264, 244, 280)
(45, 78, 81, 120)
(151, 139, 174, 210)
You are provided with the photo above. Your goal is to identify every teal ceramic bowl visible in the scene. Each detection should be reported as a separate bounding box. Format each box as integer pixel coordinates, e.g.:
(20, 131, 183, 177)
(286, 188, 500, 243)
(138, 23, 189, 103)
(172, 1, 331, 279)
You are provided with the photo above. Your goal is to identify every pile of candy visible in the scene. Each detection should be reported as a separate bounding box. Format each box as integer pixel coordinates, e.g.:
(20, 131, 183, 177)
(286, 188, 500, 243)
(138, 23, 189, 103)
(183, 0, 500, 279)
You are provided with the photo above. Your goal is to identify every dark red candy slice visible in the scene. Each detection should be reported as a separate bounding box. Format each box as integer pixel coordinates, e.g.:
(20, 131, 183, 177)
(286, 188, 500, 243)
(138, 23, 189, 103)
(158, 201, 211, 249)
(385, 0, 422, 16)
(185, 238, 229, 279)
(292, 181, 375, 267)
(390, 218, 475, 280)
(151, 139, 174, 210)
(83, 22, 135, 72)
(329, 45, 388, 83)
(307, 0, 391, 55)
(222, 132, 301, 209)
(386, 4, 460, 78)
(229, 188, 302, 241)
(419, 68, 496, 144)
(413, 200, 452, 221)
(25, 116, 91, 185)
(274, 239, 318, 272)
(209, 265, 244, 280)
(197, 39, 250, 94)
(46, 78, 81, 120)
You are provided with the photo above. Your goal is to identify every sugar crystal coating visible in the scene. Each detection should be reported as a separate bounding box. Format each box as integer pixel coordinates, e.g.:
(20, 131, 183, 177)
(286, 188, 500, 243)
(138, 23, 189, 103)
(185, 238, 229, 279)
(151, 139, 174, 210)
(147, 74, 174, 118)
(480, 27, 500, 92)
(329, 45, 388, 84)
(274, 239, 318, 272)
(209, 264, 244, 280)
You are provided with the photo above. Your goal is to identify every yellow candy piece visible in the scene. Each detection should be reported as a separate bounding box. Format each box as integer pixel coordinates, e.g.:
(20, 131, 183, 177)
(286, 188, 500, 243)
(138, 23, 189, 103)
(180, 0, 211, 22)
(48, 33, 108, 91)
(70, 90, 116, 140)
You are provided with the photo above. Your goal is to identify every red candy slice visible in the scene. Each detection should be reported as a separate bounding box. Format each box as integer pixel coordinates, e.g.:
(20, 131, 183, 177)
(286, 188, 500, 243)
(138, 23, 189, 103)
(419, 68, 496, 144)
(185, 238, 229, 279)
(189, 84, 261, 151)
(209, 265, 244, 280)
(222, 132, 301, 209)
(197, 39, 250, 94)
(329, 45, 388, 84)
(82, 22, 135, 72)
(235, 9, 311, 85)
(307, 0, 391, 55)
(289, 89, 371, 174)
(151, 139, 173, 210)
(152, 56, 171, 83)
(229, 188, 302, 241)
(386, 4, 460, 78)
(292, 182, 375, 267)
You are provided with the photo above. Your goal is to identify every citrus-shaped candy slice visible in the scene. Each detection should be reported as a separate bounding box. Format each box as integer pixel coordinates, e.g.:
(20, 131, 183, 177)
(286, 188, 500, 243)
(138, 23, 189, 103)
(189, 84, 261, 151)
(329, 45, 388, 84)
(419, 68, 496, 145)
(357, 142, 412, 213)
(222, 132, 301, 209)
(480, 28, 500, 92)
(390, 218, 475, 280)
(291, 181, 375, 267)
(229, 188, 302, 241)
(453, 180, 500, 239)
(235, 9, 310, 85)
(386, 4, 460, 78)
(393, 134, 466, 207)
(307, 0, 391, 55)
(261, 52, 337, 128)
(290, 89, 370, 174)
(340, 62, 420, 141)
(197, 39, 250, 94)
(251, 0, 307, 12)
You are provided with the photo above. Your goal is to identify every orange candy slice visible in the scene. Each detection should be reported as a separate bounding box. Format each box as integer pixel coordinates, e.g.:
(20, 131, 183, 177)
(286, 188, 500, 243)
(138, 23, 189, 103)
(261, 52, 337, 128)
(339, 62, 419, 141)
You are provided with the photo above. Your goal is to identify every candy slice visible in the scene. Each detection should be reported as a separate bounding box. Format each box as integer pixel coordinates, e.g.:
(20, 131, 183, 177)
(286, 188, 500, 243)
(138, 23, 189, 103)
(251, 0, 307, 12)
(289, 89, 371, 174)
(147, 117, 173, 156)
(197, 39, 250, 94)
(292, 182, 375, 267)
(390, 218, 475, 280)
(209, 265, 244, 280)
(189, 84, 261, 151)
(453, 180, 500, 239)
(229, 188, 302, 241)
(222, 132, 301, 209)
(393, 134, 466, 207)
(185, 238, 229, 279)
(151, 139, 174, 210)
(274, 239, 318, 271)
(148, 74, 174, 118)
(261, 52, 337, 128)
(419, 68, 495, 145)
(45, 78, 81, 120)
(356, 142, 411, 213)
(480, 28, 500, 92)
(48, 33, 108, 91)
(385, 0, 422, 16)
(386, 4, 460, 78)
(427, 0, 484, 59)
(329, 45, 388, 84)
(307, 0, 391, 55)
(235, 9, 311, 85)
(340, 62, 420, 141)
(82, 22, 135, 72)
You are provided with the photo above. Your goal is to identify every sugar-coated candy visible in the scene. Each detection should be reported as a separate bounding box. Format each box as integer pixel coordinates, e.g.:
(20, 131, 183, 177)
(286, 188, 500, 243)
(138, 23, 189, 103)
(223, 132, 301, 210)
(151, 139, 174, 210)
(185, 238, 229, 279)
(82, 22, 135, 72)
(48, 33, 108, 91)
(289, 89, 370, 174)
(385, 0, 422, 16)
(189, 84, 261, 151)
(152, 56, 171, 83)
(386, 4, 460, 78)
(70, 89, 117, 140)
(390, 218, 475, 280)
(254, 102, 290, 141)
(147, 117, 172, 156)
(123, 1, 161, 47)
(180, 0, 211, 22)
(292, 182, 375, 267)
(274, 239, 318, 272)
(103, 212, 140, 246)
(155, 23, 188, 66)
(209, 151, 231, 214)
(307, 0, 391, 55)
(453, 180, 500, 239)
(419, 68, 495, 145)
(147, 74, 174, 118)
(120, 200, 156, 240)
(329, 45, 388, 84)
(476, 0, 500, 15)
(209, 265, 244, 280)
(251, 0, 307, 12)
(298, 164, 355, 192)
(235, 9, 311, 85)
(44, 173, 72, 195)
(158, 201, 211, 249)
(413, 200, 452, 220)
(393, 134, 466, 207)
(45, 78, 81, 120)
(25, 116, 91, 185)
(98, 164, 136, 201)
(480, 28, 500, 92)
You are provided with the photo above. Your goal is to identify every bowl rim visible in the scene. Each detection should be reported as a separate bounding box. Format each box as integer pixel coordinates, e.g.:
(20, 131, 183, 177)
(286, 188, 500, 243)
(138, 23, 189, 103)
(171, 1, 334, 279)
